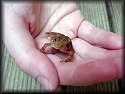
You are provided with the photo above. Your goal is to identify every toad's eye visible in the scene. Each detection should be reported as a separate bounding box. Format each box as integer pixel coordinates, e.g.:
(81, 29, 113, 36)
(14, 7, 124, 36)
(66, 44, 70, 48)
(52, 38, 56, 42)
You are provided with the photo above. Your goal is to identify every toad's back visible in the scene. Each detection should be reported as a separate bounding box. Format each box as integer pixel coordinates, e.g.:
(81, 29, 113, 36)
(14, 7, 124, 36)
(46, 32, 72, 52)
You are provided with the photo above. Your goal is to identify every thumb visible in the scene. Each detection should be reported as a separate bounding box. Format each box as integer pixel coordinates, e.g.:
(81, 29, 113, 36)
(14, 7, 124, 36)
(15, 48, 59, 91)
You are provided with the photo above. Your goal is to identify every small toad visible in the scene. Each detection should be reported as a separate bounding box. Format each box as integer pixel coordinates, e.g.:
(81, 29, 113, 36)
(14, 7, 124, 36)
(40, 32, 74, 62)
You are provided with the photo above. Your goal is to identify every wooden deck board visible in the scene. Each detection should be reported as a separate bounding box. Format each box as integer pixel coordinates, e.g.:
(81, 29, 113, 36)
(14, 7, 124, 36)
(108, 1, 123, 35)
(108, 1, 124, 91)
(77, 1, 110, 31)
(1, 1, 123, 92)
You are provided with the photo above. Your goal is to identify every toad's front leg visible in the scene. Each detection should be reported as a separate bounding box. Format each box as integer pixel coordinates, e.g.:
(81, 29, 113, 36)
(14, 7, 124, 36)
(40, 43, 51, 53)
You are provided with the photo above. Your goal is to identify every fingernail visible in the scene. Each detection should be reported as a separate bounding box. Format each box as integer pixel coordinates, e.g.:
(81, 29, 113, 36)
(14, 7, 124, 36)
(37, 76, 52, 91)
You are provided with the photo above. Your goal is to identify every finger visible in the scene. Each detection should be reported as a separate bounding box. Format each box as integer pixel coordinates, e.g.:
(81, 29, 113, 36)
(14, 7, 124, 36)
(16, 48, 59, 91)
(48, 55, 120, 86)
(72, 38, 109, 61)
(72, 39, 123, 78)
(78, 20, 122, 49)
(39, 2, 81, 39)
(3, 13, 59, 91)
(51, 10, 84, 39)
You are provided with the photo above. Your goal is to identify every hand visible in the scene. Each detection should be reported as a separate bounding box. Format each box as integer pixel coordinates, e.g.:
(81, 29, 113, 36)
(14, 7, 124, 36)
(3, 3, 59, 91)
(3, 2, 123, 91)
(35, 2, 123, 86)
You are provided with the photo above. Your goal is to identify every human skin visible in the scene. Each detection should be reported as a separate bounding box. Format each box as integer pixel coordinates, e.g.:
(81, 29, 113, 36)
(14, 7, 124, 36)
(3, 1, 123, 91)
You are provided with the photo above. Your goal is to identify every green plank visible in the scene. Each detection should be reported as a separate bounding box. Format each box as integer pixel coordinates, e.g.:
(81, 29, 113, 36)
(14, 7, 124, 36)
(108, 1, 123, 92)
(77, 1, 110, 31)
(108, 1, 123, 35)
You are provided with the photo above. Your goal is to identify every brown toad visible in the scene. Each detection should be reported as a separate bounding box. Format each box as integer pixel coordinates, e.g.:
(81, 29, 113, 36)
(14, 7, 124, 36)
(40, 32, 74, 62)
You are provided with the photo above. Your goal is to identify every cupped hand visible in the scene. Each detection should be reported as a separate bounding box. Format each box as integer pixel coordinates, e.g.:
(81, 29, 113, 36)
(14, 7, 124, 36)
(3, 2, 123, 91)
(35, 2, 123, 86)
